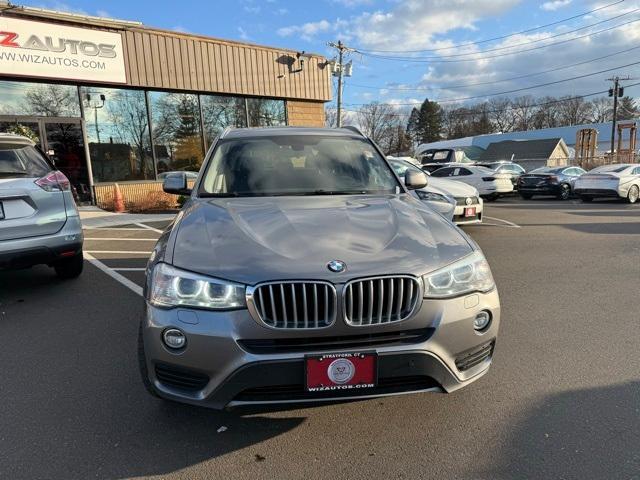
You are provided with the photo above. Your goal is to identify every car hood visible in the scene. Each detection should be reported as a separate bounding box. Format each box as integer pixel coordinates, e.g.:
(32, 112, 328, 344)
(170, 194, 474, 285)
(426, 178, 478, 197)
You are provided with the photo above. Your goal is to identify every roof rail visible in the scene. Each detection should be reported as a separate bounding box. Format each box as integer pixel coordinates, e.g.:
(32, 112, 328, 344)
(219, 126, 233, 139)
(341, 125, 366, 137)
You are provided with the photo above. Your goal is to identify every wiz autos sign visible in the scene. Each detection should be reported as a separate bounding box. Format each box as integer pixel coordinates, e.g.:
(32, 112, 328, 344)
(0, 17, 126, 83)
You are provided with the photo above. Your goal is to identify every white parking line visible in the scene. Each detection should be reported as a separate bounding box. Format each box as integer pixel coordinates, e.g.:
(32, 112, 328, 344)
(83, 227, 151, 231)
(112, 267, 147, 272)
(483, 216, 521, 228)
(85, 250, 153, 254)
(84, 253, 143, 296)
(84, 238, 158, 242)
(135, 222, 164, 234)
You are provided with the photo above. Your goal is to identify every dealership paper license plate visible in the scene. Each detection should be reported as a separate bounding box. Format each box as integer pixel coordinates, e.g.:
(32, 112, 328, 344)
(464, 207, 476, 217)
(305, 352, 377, 392)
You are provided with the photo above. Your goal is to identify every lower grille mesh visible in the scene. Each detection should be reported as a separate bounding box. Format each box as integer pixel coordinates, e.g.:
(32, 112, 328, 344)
(155, 363, 209, 391)
(455, 341, 494, 371)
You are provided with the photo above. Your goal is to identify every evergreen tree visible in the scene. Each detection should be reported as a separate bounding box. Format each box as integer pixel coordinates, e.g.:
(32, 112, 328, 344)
(617, 96, 639, 121)
(416, 98, 443, 144)
(405, 107, 420, 143)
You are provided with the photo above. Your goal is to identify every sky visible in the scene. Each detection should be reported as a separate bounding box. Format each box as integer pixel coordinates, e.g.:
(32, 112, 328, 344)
(22, 0, 640, 118)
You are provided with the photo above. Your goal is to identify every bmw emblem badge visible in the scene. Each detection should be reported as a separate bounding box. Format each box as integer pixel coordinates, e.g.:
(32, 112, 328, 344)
(327, 260, 346, 273)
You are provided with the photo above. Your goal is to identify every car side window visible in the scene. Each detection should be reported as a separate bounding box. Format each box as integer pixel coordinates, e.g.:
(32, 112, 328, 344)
(458, 168, 472, 176)
(432, 167, 453, 177)
(633, 167, 640, 175)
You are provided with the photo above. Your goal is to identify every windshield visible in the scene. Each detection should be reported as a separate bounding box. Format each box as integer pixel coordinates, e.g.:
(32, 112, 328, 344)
(0, 143, 51, 178)
(200, 135, 400, 197)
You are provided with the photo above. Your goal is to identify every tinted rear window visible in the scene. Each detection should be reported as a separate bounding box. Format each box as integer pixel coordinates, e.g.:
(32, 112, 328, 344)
(0, 143, 51, 178)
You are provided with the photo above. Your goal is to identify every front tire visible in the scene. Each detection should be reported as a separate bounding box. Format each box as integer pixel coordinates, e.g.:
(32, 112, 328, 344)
(53, 251, 83, 279)
(557, 184, 571, 200)
(627, 185, 639, 204)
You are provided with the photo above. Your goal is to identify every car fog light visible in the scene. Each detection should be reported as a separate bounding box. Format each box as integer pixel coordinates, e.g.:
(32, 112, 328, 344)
(473, 311, 491, 332)
(163, 328, 186, 349)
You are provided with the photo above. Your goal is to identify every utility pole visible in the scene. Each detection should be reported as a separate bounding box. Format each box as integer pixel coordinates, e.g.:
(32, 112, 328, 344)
(327, 40, 353, 127)
(607, 75, 630, 158)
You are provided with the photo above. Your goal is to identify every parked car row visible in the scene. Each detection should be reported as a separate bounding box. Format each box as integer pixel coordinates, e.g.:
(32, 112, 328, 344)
(418, 155, 640, 204)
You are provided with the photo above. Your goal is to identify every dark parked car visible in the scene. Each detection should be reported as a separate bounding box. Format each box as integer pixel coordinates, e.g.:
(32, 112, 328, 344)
(476, 161, 525, 189)
(517, 166, 586, 200)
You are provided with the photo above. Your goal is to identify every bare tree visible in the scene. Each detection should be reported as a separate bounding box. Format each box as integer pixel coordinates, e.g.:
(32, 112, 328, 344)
(556, 96, 591, 126)
(588, 97, 612, 123)
(106, 90, 152, 178)
(512, 96, 536, 131)
(20, 84, 79, 117)
(487, 97, 516, 133)
(356, 102, 397, 147)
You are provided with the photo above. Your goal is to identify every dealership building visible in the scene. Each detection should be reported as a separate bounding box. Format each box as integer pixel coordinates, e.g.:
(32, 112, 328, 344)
(0, 2, 331, 204)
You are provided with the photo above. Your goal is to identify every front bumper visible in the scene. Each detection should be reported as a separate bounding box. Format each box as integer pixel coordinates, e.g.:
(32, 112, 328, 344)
(141, 289, 500, 409)
(453, 202, 483, 225)
(0, 216, 83, 269)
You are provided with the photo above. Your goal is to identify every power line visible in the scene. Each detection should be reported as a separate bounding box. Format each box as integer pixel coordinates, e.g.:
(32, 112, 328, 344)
(336, 82, 640, 118)
(344, 60, 640, 106)
(354, 0, 625, 53)
(358, 6, 638, 60)
(356, 16, 640, 63)
(347, 45, 640, 92)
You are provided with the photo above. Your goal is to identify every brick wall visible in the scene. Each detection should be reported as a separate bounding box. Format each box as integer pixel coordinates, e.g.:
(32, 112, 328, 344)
(287, 100, 326, 127)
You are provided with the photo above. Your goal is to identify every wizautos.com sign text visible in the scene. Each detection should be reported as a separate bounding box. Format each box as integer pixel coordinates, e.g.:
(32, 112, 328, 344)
(0, 17, 126, 83)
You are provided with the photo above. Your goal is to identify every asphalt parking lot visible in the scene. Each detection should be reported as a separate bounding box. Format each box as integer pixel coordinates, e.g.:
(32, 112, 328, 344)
(1, 199, 638, 480)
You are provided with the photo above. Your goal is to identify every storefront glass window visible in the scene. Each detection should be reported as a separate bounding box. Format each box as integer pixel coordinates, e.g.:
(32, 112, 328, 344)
(200, 94, 247, 147)
(247, 98, 286, 127)
(150, 92, 204, 174)
(81, 86, 153, 182)
(0, 80, 80, 117)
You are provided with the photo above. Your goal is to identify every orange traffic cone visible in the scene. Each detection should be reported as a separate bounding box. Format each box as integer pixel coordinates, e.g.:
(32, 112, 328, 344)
(113, 183, 125, 213)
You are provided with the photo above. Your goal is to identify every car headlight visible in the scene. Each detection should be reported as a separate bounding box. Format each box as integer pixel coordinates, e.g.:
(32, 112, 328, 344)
(149, 263, 246, 310)
(423, 251, 495, 298)
(416, 190, 451, 203)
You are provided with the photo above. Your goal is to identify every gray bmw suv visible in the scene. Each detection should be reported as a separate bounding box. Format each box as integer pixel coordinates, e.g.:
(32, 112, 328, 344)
(0, 134, 83, 278)
(139, 127, 500, 409)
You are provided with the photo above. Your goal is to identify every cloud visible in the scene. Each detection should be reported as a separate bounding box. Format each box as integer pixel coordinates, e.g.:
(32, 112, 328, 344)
(330, 0, 374, 7)
(237, 27, 251, 41)
(277, 19, 333, 41)
(541, 0, 572, 11)
(172, 25, 191, 33)
(244, 5, 261, 14)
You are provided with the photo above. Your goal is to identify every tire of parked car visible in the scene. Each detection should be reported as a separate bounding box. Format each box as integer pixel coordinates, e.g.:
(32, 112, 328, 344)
(628, 185, 639, 204)
(557, 184, 571, 201)
(53, 251, 84, 279)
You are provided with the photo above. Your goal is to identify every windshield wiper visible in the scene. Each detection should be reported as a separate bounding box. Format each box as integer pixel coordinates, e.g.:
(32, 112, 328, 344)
(199, 192, 241, 198)
(303, 189, 368, 195)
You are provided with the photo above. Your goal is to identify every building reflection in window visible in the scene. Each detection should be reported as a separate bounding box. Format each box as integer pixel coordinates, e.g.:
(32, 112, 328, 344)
(247, 98, 286, 127)
(150, 92, 204, 174)
(0, 80, 80, 117)
(200, 94, 247, 147)
(81, 86, 153, 182)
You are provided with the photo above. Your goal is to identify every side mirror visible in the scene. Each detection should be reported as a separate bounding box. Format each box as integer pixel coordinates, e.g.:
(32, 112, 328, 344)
(163, 172, 192, 195)
(405, 170, 429, 190)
